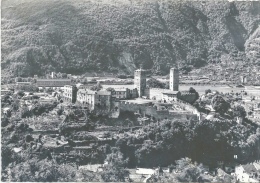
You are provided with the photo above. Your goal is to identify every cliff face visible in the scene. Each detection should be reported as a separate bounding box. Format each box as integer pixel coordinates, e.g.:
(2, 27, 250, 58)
(1, 0, 259, 77)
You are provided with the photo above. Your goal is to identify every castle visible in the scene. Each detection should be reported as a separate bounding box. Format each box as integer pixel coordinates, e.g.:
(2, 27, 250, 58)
(61, 67, 200, 121)
(134, 67, 180, 98)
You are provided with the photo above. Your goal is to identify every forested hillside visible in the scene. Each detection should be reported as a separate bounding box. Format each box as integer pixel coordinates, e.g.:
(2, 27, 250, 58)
(1, 0, 260, 77)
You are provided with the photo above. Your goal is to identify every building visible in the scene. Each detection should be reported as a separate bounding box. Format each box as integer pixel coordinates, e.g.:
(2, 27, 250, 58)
(63, 85, 78, 103)
(39, 97, 57, 105)
(77, 89, 97, 110)
(2, 107, 11, 116)
(162, 91, 180, 102)
(36, 79, 71, 87)
(170, 67, 179, 91)
(134, 68, 146, 97)
(1, 90, 12, 96)
(112, 88, 138, 99)
(77, 89, 111, 111)
(16, 82, 31, 86)
(235, 163, 260, 182)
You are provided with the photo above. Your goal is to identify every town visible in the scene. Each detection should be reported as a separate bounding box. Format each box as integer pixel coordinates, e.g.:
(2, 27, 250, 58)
(2, 0, 260, 182)
(2, 66, 260, 182)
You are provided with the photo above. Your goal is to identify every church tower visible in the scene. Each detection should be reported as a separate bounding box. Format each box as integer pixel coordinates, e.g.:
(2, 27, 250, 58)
(170, 67, 179, 91)
(134, 66, 146, 97)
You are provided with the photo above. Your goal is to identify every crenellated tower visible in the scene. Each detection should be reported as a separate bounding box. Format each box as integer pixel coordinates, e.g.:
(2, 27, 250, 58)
(170, 67, 179, 91)
(134, 66, 146, 97)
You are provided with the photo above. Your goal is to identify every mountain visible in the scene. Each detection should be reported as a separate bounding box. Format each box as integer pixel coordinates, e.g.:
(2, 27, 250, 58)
(1, 0, 260, 77)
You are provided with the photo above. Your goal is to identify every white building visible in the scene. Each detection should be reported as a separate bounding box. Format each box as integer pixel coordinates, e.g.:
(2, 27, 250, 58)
(170, 67, 179, 91)
(134, 68, 146, 97)
(235, 163, 260, 182)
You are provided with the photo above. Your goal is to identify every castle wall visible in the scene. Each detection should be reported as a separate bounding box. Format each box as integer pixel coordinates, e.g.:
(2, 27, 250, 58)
(147, 88, 171, 100)
(118, 101, 199, 121)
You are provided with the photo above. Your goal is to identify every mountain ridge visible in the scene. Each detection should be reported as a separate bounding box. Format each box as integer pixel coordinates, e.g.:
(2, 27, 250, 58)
(1, 0, 260, 77)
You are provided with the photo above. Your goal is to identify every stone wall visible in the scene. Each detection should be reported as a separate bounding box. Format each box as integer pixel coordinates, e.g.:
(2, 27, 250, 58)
(146, 88, 171, 100)
(118, 101, 198, 121)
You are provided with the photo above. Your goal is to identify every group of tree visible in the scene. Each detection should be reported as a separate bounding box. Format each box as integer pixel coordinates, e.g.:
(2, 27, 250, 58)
(101, 147, 129, 182)
(114, 117, 260, 169)
(3, 0, 258, 76)
(16, 84, 39, 92)
(90, 82, 103, 91)
(20, 102, 58, 118)
(146, 78, 169, 89)
(194, 89, 249, 122)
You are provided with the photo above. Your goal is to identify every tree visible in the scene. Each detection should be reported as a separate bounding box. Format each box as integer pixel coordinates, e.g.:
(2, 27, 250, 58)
(9, 159, 77, 182)
(90, 81, 102, 91)
(17, 84, 39, 92)
(1, 117, 10, 127)
(45, 87, 54, 94)
(211, 95, 230, 114)
(82, 77, 88, 84)
(32, 95, 39, 99)
(189, 87, 199, 101)
(106, 87, 115, 93)
(17, 91, 25, 97)
(117, 74, 127, 79)
(20, 106, 32, 118)
(61, 73, 67, 78)
(146, 78, 165, 89)
(205, 89, 211, 95)
(180, 65, 192, 74)
(176, 158, 209, 182)
(75, 169, 100, 182)
(101, 147, 129, 182)
(57, 108, 64, 115)
(232, 105, 246, 119)
(189, 87, 196, 94)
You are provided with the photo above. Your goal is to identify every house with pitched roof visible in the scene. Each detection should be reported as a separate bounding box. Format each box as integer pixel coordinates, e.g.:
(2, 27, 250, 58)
(76, 89, 111, 111)
(235, 162, 260, 182)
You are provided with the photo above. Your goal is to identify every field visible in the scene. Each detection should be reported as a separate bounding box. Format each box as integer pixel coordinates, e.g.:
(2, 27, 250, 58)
(180, 85, 260, 96)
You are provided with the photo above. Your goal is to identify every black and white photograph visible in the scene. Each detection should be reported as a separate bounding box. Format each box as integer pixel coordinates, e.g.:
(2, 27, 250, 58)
(1, 0, 260, 182)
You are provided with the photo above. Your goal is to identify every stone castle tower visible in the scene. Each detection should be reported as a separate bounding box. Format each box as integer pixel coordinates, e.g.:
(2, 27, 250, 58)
(170, 67, 179, 91)
(134, 67, 146, 97)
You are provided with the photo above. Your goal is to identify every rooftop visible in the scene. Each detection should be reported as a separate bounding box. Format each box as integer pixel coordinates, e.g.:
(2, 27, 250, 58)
(77, 89, 111, 96)
(121, 98, 152, 105)
(97, 90, 111, 96)
(73, 146, 92, 150)
(113, 88, 128, 91)
(102, 84, 136, 90)
(242, 164, 258, 174)
(162, 90, 179, 95)
(16, 82, 31, 84)
(78, 89, 97, 95)
(79, 164, 103, 172)
(135, 168, 155, 175)
(37, 79, 71, 81)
